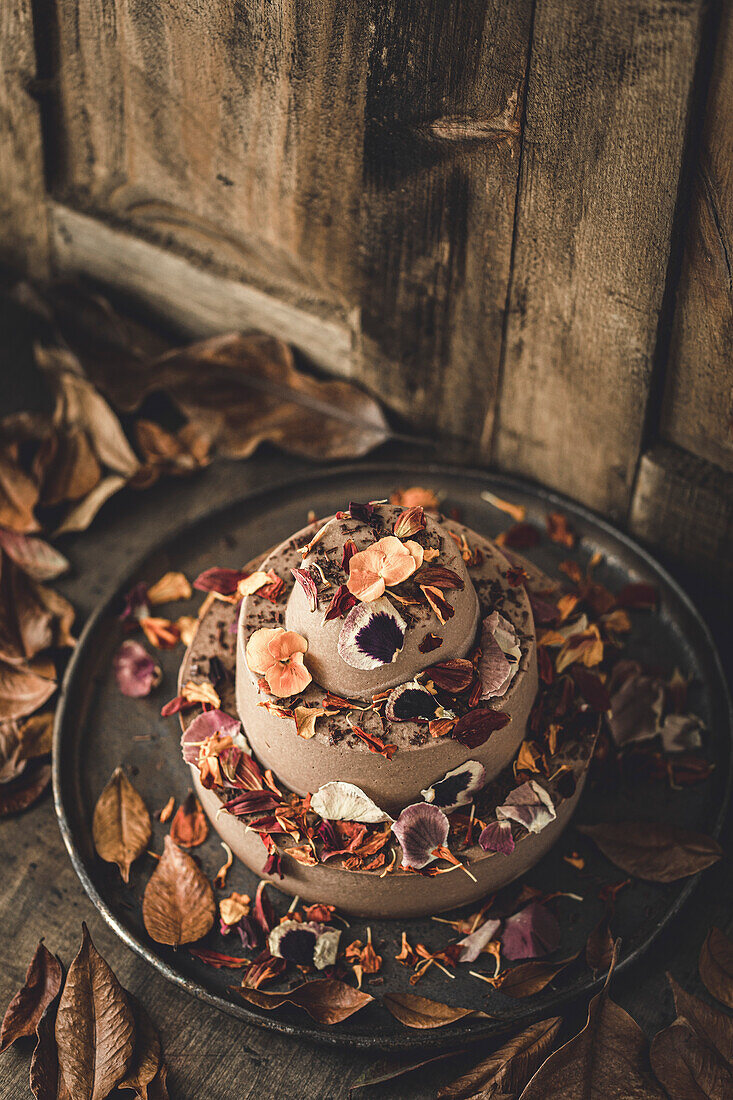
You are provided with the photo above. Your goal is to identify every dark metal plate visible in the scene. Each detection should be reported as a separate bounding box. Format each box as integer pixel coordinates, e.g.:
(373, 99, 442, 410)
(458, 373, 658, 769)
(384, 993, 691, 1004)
(53, 463, 732, 1050)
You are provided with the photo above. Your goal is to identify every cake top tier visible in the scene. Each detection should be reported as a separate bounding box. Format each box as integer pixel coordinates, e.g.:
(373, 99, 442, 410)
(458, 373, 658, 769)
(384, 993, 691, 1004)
(283, 502, 480, 700)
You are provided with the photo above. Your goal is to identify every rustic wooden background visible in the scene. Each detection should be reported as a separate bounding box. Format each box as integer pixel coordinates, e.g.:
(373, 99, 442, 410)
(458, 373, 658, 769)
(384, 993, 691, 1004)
(2, 0, 733, 590)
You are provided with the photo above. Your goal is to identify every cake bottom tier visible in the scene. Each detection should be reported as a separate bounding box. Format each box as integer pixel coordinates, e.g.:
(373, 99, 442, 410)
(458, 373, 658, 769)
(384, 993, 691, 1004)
(192, 762, 589, 919)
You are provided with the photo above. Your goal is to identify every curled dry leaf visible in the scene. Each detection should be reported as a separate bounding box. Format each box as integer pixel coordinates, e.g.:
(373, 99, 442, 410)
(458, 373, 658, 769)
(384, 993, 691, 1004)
(0, 941, 63, 1053)
(0, 760, 52, 817)
(578, 822, 723, 883)
(0, 657, 56, 722)
(0, 529, 69, 580)
(586, 912, 615, 973)
(438, 1016, 562, 1099)
(383, 990, 487, 1029)
(699, 926, 733, 1010)
(30, 1000, 62, 1100)
(520, 946, 664, 1099)
(669, 974, 733, 1066)
(349, 1050, 465, 1095)
(116, 993, 165, 1099)
(142, 836, 216, 946)
(54, 923, 136, 1100)
(92, 767, 152, 883)
(650, 1016, 733, 1098)
(238, 978, 373, 1025)
(496, 956, 577, 999)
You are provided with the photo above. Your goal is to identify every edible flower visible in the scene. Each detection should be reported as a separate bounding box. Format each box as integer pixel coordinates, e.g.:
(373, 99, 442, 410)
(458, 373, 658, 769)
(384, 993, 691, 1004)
(245, 627, 312, 698)
(347, 535, 424, 602)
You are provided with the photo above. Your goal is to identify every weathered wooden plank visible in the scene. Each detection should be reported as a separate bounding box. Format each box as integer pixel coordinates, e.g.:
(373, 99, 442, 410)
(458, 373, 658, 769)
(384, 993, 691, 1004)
(629, 443, 733, 591)
(358, 0, 532, 444)
(0, 0, 49, 277)
(50, 204, 355, 373)
(660, 2, 733, 474)
(54, 0, 370, 323)
(492, 0, 704, 521)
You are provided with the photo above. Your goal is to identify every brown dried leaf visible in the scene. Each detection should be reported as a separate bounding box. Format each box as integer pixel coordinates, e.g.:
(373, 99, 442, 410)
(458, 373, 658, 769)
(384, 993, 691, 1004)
(349, 1050, 465, 1094)
(670, 974, 733, 1066)
(169, 790, 208, 848)
(0, 556, 74, 665)
(497, 956, 576, 999)
(92, 768, 152, 883)
(37, 427, 102, 506)
(438, 1016, 562, 1098)
(0, 445, 40, 533)
(383, 990, 486, 1029)
(142, 836, 216, 946)
(86, 332, 391, 461)
(0, 529, 69, 580)
(699, 927, 733, 1010)
(0, 657, 56, 721)
(0, 761, 52, 816)
(238, 978, 373, 1025)
(0, 941, 63, 1053)
(578, 822, 723, 883)
(30, 1000, 62, 1100)
(650, 1016, 733, 1098)
(586, 913, 615, 973)
(520, 947, 663, 1098)
(117, 993, 164, 1099)
(17, 711, 55, 762)
(54, 923, 136, 1100)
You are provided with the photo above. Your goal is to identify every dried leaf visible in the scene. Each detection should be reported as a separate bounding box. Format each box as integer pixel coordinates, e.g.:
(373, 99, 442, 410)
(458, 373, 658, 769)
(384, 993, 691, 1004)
(438, 1016, 562, 1098)
(497, 956, 576, 999)
(0, 761, 52, 816)
(578, 822, 723, 883)
(383, 991, 486, 1029)
(0, 658, 56, 721)
(17, 711, 55, 761)
(87, 332, 392, 461)
(238, 978, 373, 1025)
(30, 1000, 61, 1100)
(0, 446, 40, 532)
(0, 529, 69, 580)
(55, 474, 128, 535)
(142, 836, 216, 945)
(92, 768, 152, 882)
(586, 913, 615, 973)
(670, 974, 733, 1066)
(520, 947, 663, 1098)
(650, 1016, 733, 1098)
(350, 1050, 465, 1094)
(0, 941, 63, 1053)
(54, 923, 136, 1100)
(169, 791, 208, 848)
(116, 994, 164, 1099)
(699, 927, 733, 1010)
(0, 556, 74, 664)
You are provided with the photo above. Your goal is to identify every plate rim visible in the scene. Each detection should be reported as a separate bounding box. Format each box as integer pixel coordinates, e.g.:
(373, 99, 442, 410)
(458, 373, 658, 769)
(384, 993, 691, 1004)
(52, 460, 733, 1051)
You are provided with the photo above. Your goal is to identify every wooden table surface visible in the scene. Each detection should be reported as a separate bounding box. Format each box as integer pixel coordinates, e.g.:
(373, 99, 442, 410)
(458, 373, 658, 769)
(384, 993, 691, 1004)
(1, 449, 731, 1100)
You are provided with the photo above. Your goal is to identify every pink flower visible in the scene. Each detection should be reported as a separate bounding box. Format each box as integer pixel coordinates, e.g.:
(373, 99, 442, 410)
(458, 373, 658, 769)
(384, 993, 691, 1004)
(245, 627, 312, 698)
(346, 536, 424, 602)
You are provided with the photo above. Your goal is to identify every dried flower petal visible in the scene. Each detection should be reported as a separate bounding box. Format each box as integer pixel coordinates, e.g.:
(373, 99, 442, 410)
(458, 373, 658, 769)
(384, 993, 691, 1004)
(479, 612, 521, 700)
(497, 781, 556, 834)
(311, 781, 392, 824)
(425, 658, 475, 694)
(113, 640, 161, 697)
(193, 567, 249, 596)
(169, 791, 208, 847)
(392, 803, 450, 870)
(419, 632, 443, 654)
(458, 917, 502, 963)
(236, 571, 273, 597)
(390, 486, 440, 511)
(385, 682, 443, 722)
(268, 920, 341, 969)
(608, 673, 665, 748)
(393, 507, 426, 539)
(338, 598, 406, 670)
(245, 627, 312, 698)
(451, 708, 510, 748)
(501, 901, 560, 960)
(347, 536, 424, 602)
(147, 571, 192, 604)
(421, 761, 485, 813)
(292, 705, 326, 739)
(291, 568, 319, 611)
(238, 978, 372, 1024)
(479, 819, 515, 854)
(324, 584, 357, 621)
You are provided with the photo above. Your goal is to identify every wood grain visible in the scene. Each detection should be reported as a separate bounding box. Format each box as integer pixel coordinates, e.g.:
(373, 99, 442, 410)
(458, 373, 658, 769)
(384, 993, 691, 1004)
(358, 0, 532, 444)
(660, 2, 733, 474)
(491, 0, 704, 520)
(54, 0, 370, 323)
(0, 0, 49, 278)
(629, 443, 733, 592)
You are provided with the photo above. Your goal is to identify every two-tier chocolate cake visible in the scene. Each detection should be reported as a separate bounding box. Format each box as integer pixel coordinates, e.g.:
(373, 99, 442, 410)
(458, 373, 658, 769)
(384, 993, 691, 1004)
(180, 500, 594, 918)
